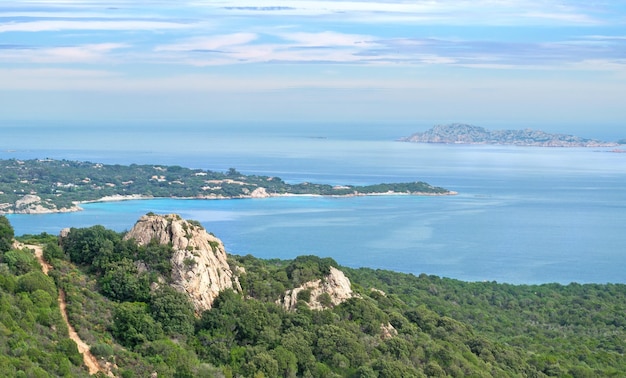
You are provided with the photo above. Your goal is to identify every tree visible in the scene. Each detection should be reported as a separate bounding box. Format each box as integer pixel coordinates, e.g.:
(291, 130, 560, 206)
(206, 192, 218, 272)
(112, 302, 164, 348)
(61, 225, 120, 266)
(99, 258, 150, 302)
(138, 339, 199, 377)
(0, 215, 14, 254)
(43, 242, 64, 261)
(149, 286, 195, 337)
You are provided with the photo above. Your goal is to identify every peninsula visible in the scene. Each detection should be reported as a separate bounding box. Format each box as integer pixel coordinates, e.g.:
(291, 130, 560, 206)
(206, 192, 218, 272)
(400, 123, 618, 147)
(0, 159, 454, 214)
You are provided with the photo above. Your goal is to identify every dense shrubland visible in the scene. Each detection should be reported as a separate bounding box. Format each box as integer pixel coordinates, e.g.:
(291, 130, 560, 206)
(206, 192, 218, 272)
(2, 215, 626, 377)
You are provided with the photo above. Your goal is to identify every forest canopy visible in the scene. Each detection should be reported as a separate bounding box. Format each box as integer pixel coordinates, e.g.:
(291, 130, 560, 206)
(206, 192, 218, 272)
(1, 214, 625, 377)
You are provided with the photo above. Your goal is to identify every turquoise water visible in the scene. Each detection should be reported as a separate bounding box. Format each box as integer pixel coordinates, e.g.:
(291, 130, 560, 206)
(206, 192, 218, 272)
(3, 123, 626, 284)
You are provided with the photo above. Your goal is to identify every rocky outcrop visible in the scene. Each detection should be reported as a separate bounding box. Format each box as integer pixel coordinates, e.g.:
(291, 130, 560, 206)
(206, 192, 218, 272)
(124, 213, 239, 312)
(400, 123, 618, 147)
(3, 194, 81, 214)
(380, 322, 398, 340)
(278, 267, 354, 311)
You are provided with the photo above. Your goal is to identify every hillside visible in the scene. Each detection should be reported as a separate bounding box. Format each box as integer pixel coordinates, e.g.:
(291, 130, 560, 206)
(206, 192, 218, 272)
(2, 214, 626, 377)
(0, 159, 453, 214)
(400, 124, 618, 147)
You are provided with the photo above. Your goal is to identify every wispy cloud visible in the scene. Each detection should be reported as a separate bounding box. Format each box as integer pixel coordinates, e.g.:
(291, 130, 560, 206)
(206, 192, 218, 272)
(204, 0, 604, 26)
(155, 33, 258, 52)
(0, 19, 192, 33)
(0, 43, 127, 63)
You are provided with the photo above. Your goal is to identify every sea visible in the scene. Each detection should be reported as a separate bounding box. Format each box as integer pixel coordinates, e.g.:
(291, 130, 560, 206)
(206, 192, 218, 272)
(2, 121, 625, 285)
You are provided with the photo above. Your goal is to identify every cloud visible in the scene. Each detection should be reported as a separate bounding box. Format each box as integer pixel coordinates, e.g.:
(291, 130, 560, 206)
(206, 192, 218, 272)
(206, 0, 604, 26)
(0, 43, 127, 63)
(0, 20, 191, 33)
(279, 31, 376, 47)
(155, 33, 258, 52)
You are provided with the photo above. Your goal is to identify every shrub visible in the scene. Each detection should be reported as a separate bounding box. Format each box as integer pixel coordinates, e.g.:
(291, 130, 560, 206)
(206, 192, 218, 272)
(17, 271, 56, 297)
(90, 343, 114, 359)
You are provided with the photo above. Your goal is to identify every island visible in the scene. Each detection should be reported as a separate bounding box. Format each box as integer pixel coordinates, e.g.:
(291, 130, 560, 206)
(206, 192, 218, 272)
(0, 158, 455, 214)
(399, 123, 619, 147)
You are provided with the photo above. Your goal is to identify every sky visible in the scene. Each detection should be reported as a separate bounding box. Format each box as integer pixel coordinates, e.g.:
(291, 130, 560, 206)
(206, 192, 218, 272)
(1, 1, 626, 138)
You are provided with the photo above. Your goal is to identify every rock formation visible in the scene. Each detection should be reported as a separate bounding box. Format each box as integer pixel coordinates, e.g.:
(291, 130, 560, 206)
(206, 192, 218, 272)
(278, 266, 354, 311)
(124, 213, 239, 312)
(3, 194, 80, 214)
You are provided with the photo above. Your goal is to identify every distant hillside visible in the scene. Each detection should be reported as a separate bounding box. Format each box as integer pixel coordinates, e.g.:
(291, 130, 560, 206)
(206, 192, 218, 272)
(400, 124, 618, 147)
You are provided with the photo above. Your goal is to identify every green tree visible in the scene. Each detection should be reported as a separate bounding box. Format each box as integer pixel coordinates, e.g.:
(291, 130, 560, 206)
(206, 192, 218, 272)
(61, 225, 120, 266)
(99, 258, 150, 302)
(112, 302, 164, 348)
(138, 339, 199, 377)
(149, 287, 195, 337)
(43, 242, 64, 261)
(0, 215, 14, 254)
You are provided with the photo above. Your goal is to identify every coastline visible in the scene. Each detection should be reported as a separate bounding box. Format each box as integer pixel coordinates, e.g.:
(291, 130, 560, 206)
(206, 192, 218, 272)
(3, 190, 457, 215)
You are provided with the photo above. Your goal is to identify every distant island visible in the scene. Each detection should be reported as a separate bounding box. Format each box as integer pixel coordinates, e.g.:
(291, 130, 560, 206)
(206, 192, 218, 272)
(0, 159, 454, 214)
(399, 123, 619, 147)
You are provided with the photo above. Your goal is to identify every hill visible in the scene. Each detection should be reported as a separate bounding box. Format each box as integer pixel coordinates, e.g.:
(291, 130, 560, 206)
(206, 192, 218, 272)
(2, 214, 626, 377)
(400, 124, 618, 147)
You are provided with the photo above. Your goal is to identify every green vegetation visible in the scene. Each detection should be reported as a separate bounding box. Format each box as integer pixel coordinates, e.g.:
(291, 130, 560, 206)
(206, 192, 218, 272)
(3, 214, 626, 377)
(0, 159, 451, 213)
(0, 216, 89, 377)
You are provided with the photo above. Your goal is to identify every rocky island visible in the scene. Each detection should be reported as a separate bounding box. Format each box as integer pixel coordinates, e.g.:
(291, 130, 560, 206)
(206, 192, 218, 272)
(400, 123, 618, 147)
(0, 158, 454, 214)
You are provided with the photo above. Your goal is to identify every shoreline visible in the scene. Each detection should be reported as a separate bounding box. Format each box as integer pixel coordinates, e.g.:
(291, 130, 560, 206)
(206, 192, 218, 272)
(4, 190, 457, 215)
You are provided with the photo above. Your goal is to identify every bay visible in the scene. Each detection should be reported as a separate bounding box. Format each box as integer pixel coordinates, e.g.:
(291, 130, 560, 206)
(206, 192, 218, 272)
(3, 122, 626, 284)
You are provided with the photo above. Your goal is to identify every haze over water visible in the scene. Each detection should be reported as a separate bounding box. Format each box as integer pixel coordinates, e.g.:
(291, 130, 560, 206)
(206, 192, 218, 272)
(4, 122, 625, 285)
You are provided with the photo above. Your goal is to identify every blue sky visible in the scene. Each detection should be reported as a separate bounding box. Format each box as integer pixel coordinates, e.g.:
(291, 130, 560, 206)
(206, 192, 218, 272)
(1, 1, 625, 138)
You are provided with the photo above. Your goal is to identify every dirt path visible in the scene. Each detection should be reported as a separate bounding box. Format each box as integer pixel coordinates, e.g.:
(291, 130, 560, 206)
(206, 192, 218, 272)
(26, 244, 106, 376)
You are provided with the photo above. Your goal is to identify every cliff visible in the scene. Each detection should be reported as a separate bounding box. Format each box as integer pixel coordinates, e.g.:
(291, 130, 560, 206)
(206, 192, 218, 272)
(123, 213, 240, 312)
(400, 123, 618, 147)
(277, 266, 355, 311)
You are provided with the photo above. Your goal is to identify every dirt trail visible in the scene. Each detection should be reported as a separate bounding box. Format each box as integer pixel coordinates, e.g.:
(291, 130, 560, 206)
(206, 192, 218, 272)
(26, 244, 106, 376)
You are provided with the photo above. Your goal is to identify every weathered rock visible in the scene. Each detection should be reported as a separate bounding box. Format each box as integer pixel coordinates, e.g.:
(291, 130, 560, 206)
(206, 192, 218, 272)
(380, 322, 398, 340)
(278, 266, 354, 311)
(7, 194, 81, 214)
(124, 213, 239, 312)
(250, 187, 269, 198)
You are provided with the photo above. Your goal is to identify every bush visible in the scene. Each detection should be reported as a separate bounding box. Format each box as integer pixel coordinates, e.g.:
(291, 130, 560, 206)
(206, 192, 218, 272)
(90, 343, 114, 359)
(2, 249, 40, 275)
(43, 243, 64, 261)
(56, 339, 82, 366)
(17, 271, 56, 297)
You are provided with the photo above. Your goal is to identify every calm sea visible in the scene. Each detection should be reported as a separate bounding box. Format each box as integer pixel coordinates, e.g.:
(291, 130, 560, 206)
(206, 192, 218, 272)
(3, 122, 625, 284)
